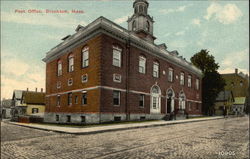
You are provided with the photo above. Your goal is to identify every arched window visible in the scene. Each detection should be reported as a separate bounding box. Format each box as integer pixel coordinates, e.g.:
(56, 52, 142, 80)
(132, 21, 136, 31)
(139, 5, 143, 13)
(150, 85, 161, 113)
(179, 91, 186, 110)
(146, 21, 150, 32)
(68, 54, 74, 72)
(82, 46, 89, 68)
(57, 60, 62, 76)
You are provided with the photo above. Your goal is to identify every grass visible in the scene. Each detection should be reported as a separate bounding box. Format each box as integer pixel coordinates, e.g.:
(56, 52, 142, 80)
(31, 119, 161, 128)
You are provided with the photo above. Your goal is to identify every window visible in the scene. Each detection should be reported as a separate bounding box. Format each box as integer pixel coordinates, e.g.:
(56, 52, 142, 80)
(57, 95, 60, 106)
(139, 5, 143, 13)
(139, 56, 146, 74)
(114, 116, 121, 121)
(32, 108, 39, 114)
(56, 115, 59, 121)
(68, 54, 74, 72)
(68, 78, 73, 86)
(231, 82, 235, 87)
(57, 81, 61, 89)
(188, 102, 192, 111)
(113, 74, 122, 83)
(196, 79, 200, 90)
(82, 46, 89, 68)
(67, 115, 71, 122)
(188, 75, 192, 88)
(240, 81, 243, 86)
(168, 68, 173, 82)
(57, 60, 62, 76)
(196, 103, 199, 110)
(153, 97, 157, 109)
(81, 74, 88, 83)
(132, 21, 136, 31)
(113, 91, 120, 106)
(82, 92, 87, 105)
(139, 94, 144, 107)
(153, 62, 159, 78)
(180, 72, 185, 85)
(146, 21, 150, 32)
(112, 46, 122, 67)
(75, 95, 78, 104)
(81, 116, 86, 123)
(68, 93, 72, 105)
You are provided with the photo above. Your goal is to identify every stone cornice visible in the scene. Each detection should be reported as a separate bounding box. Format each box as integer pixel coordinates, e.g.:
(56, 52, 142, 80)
(43, 16, 202, 77)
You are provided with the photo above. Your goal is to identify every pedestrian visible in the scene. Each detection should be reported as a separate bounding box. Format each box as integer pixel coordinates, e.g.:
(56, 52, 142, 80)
(223, 107, 227, 118)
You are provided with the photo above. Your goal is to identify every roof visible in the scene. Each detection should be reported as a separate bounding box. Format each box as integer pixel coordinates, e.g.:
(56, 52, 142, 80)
(234, 97, 246, 105)
(22, 92, 45, 105)
(216, 91, 234, 101)
(43, 16, 202, 77)
(12, 90, 24, 100)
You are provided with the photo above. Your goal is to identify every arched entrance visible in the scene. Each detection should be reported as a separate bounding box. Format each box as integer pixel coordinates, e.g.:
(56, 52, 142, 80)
(179, 91, 186, 110)
(166, 88, 175, 114)
(150, 84, 161, 114)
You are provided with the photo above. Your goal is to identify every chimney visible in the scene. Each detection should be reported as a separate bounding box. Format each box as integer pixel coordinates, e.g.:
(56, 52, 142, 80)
(41, 88, 43, 92)
(235, 68, 238, 74)
(26, 88, 29, 92)
(35, 88, 37, 92)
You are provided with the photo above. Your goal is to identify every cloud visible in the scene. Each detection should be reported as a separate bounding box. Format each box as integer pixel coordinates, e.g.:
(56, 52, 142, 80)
(192, 18, 201, 26)
(1, 11, 86, 28)
(219, 48, 249, 75)
(175, 31, 185, 36)
(114, 15, 128, 24)
(1, 52, 45, 99)
(159, 5, 190, 14)
(204, 3, 243, 24)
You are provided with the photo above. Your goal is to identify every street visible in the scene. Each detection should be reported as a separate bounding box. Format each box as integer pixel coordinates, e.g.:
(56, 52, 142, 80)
(1, 116, 249, 159)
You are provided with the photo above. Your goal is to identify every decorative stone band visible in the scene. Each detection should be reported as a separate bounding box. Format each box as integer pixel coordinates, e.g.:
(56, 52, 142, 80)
(46, 85, 202, 103)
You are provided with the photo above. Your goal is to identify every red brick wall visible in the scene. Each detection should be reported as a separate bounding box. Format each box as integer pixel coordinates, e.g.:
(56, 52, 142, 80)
(100, 34, 202, 115)
(45, 35, 102, 113)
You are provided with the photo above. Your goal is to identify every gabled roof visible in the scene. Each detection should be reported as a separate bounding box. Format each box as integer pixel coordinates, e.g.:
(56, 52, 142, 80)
(22, 92, 45, 105)
(234, 97, 246, 105)
(216, 91, 234, 102)
(12, 90, 24, 100)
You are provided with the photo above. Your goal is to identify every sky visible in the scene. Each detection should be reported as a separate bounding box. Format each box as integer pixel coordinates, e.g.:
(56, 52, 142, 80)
(1, 0, 249, 100)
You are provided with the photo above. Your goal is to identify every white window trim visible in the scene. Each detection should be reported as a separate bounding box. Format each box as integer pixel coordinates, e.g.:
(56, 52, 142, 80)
(57, 62, 62, 76)
(168, 68, 173, 82)
(57, 81, 61, 89)
(113, 91, 121, 106)
(153, 62, 159, 78)
(68, 55, 74, 72)
(57, 95, 61, 107)
(180, 73, 185, 85)
(82, 92, 87, 105)
(139, 94, 145, 107)
(82, 47, 89, 68)
(188, 75, 192, 88)
(139, 56, 146, 74)
(112, 46, 122, 67)
(81, 74, 88, 83)
(196, 79, 200, 90)
(113, 74, 122, 83)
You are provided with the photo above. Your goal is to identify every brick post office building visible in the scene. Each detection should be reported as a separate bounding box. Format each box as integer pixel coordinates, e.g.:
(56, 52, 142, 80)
(43, 0, 202, 124)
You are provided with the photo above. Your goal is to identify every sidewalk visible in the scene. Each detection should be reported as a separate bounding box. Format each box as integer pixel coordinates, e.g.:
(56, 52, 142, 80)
(6, 116, 224, 135)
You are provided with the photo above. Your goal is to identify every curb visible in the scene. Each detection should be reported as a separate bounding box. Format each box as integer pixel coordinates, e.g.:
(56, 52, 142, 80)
(5, 117, 226, 135)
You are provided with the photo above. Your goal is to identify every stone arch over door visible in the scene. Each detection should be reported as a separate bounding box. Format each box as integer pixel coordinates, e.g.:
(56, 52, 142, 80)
(166, 88, 175, 114)
(150, 84, 161, 114)
(178, 91, 186, 110)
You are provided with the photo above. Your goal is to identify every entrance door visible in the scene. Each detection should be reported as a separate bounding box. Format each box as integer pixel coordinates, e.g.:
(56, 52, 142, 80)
(167, 98, 171, 113)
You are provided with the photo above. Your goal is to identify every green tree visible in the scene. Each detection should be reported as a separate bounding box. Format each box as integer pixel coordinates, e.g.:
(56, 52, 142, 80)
(191, 49, 225, 115)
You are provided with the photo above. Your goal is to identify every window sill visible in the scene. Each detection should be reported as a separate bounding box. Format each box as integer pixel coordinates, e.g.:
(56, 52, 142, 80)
(113, 105, 120, 107)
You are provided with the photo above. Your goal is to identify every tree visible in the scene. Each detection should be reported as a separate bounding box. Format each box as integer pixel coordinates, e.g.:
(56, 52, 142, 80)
(191, 49, 225, 115)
